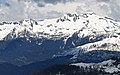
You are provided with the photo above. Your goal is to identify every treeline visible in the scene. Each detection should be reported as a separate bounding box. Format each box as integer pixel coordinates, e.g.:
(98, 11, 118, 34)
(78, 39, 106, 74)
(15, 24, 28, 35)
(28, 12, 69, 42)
(26, 58, 120, 75)
(27, 65, 119, 75)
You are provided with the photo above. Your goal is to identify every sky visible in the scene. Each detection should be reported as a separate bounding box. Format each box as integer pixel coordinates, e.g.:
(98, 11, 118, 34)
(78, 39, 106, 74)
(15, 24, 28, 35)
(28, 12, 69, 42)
(0, 0, 120, 22)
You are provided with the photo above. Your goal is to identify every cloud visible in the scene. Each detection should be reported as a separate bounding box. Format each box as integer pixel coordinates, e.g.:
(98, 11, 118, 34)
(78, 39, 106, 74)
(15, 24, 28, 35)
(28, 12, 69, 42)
(0, 0, 120, 22)
(96, 0, 110, 2)
(0, 0, 75, 21)
(33, 0, 73, 5)
(46, 11, 63, 19)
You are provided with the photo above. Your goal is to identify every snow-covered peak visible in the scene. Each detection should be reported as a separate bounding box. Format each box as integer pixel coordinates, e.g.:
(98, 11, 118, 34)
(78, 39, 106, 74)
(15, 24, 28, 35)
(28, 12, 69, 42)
(56, 12, 96, 23)
(1, 12, 120, 67)
(0, 12, 120, 46)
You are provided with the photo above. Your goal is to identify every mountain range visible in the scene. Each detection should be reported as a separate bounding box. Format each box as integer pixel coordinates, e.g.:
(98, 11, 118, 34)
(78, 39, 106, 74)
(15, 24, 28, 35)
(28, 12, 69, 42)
(0, 12, 120, 75)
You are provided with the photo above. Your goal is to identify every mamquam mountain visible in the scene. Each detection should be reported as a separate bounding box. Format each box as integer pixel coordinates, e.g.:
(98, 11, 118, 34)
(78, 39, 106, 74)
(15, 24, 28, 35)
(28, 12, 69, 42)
(0, 12, 120, 75)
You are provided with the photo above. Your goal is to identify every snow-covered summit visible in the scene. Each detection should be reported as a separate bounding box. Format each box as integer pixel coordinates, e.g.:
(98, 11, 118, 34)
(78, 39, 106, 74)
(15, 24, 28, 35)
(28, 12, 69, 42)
(0, 12, 120, 52)
(1, 12, 120, 66)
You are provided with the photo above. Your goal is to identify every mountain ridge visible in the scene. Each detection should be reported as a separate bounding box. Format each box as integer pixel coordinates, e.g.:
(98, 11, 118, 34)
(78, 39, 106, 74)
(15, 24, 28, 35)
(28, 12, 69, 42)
(0, 12, 120, 66)
(0, 12, 120, 41)
(0, 13, 120, 75)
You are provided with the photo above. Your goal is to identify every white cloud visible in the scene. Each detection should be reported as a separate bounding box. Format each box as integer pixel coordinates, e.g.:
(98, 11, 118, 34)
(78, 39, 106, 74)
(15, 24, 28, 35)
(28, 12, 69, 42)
(0, 0, 120, 21)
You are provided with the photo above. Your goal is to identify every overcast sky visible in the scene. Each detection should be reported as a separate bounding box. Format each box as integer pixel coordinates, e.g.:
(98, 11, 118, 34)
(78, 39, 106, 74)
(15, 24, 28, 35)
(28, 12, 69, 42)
(0, 0, 120, 22)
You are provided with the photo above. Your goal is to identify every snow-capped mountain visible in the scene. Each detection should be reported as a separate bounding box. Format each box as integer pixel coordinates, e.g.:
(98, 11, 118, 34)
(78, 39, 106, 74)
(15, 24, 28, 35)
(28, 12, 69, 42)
(1, 12, 120, 42)
(0, 12, 120, 75)
(0, 12, 120, 66)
